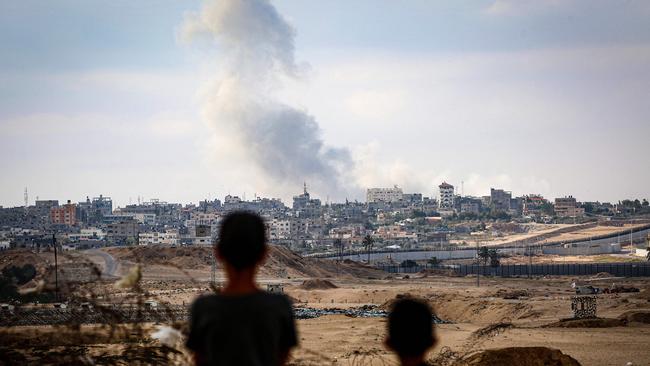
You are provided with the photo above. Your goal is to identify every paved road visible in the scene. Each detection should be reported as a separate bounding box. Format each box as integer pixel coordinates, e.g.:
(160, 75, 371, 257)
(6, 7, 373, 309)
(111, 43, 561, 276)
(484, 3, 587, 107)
(84, 249, 118, 277)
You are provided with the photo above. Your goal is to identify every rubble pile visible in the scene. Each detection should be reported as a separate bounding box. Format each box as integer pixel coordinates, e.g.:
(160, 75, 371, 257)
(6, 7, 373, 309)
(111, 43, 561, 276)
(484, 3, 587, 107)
(293, 304, 447, 323)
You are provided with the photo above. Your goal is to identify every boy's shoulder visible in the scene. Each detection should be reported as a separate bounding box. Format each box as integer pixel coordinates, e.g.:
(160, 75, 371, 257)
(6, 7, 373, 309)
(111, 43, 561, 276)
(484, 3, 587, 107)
(192, 291, 293, 311)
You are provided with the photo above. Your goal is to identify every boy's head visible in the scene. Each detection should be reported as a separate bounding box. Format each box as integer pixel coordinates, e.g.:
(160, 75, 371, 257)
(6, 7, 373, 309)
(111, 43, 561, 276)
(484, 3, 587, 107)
(216, 211, 267, 271)
(386, 298, 437, 359)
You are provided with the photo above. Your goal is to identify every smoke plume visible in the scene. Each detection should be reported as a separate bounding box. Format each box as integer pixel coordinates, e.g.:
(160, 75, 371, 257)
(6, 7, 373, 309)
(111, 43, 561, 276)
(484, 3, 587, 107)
(181, 0, 352, 197)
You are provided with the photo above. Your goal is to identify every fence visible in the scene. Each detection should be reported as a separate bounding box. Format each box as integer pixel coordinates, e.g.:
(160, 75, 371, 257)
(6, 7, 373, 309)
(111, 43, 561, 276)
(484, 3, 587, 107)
(376, 262, 650, 277)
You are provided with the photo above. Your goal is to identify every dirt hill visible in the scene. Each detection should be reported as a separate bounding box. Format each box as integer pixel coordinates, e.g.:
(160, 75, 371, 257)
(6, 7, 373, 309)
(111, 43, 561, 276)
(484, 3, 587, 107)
(299, 279, 338, 290)
(104, 245, 384, 279)
(456, 347, 581, 366)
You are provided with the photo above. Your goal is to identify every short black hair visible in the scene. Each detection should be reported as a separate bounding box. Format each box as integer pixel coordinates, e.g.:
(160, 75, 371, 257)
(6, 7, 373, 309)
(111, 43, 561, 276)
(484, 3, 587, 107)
(217, 211, 267, 270)
(387, 298, 436, 358)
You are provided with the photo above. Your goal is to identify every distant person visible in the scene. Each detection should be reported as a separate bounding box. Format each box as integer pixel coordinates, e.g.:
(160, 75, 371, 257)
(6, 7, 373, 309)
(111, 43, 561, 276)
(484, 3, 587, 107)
(385, 298, 437, 366)
(186, 211, 297, 366)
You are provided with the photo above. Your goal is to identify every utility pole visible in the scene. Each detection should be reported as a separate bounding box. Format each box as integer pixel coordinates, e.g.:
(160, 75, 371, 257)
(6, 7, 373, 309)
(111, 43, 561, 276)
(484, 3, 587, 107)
(527, 245, 533, 279)
(476, 240, 480, 287)
(630, 226, 634, 247)
(210, 248, 216, 285)
(53, 233, 59, 301)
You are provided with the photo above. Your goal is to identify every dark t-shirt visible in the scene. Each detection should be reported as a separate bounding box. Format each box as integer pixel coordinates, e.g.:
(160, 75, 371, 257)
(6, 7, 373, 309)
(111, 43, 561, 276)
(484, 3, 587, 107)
(186, 291, 298, 366)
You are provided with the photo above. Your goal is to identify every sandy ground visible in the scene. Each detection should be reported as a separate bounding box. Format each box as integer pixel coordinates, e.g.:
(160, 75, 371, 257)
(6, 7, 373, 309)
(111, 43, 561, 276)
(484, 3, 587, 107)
(454, 223, 648, 248)
(4, 274, 650, 365)
(551, 224, 646, 242)
(3, 249, 650, 365)
(450, 224, 575, 247)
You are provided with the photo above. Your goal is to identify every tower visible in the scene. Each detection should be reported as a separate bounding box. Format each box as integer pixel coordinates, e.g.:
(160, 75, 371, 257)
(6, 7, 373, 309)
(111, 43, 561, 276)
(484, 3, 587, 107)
(24, 187, 28, 210)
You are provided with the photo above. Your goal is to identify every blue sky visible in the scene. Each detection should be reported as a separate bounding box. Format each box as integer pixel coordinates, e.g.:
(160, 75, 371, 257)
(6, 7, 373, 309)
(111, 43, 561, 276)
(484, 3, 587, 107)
(1, 0, 649, 207)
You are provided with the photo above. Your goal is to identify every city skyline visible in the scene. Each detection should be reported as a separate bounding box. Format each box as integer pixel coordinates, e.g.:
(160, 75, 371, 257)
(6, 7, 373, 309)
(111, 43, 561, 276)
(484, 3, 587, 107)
(1, 0, 649, 207)
(11, 182, 648, 210)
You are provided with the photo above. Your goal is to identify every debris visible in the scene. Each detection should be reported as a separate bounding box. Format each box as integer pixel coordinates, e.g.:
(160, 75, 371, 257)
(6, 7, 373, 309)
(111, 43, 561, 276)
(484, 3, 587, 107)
(293, 305, 447, 323)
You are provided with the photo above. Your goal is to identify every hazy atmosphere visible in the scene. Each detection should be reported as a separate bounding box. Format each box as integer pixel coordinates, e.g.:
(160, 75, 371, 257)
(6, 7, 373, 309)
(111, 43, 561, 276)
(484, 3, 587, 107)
(1, 0, 649, 207)
(3, 2, 650, 366)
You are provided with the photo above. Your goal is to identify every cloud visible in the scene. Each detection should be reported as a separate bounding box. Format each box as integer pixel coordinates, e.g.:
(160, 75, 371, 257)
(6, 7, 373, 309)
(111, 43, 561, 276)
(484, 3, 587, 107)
(289, 44, 650, 202)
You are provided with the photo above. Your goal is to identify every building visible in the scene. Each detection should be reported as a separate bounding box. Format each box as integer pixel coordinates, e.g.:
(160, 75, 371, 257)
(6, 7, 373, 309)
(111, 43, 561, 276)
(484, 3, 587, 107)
(92, 195, 113, 216)
(292, 185, 322, 218)
(366, 186, 404, 203)
(35, 200, 58, 219)
(50, 200, 77, 226)
(139, 229, 180, 246)
(106, 220, 139, 242)
(67, 228, 106, 241)
(555, 196, 585, 217)
(522, 194, 548, 216)
(460, 200, 481, 215)
(490, 188, 512, 211)
(77, 195, 112, 224)
(402, 193, 423, 204)
(269, 219, 291, 240)
(438, 182, 454, 209)
(185, 212, 220, 241)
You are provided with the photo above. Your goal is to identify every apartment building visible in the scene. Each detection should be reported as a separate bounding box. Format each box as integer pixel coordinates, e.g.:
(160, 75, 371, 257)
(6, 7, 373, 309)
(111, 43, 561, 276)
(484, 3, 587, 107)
(50, 200, 77, 226)
(554, 196, 585, 217)
(367, 186, 403, 203)
(490, 188, 512, 211)
(139, 229, 180, 246)
(438, 182, 454, 209)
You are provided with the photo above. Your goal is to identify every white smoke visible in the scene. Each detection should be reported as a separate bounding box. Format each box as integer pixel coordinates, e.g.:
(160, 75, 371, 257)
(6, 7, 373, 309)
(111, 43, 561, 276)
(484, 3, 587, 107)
(181, 0, 353, 198)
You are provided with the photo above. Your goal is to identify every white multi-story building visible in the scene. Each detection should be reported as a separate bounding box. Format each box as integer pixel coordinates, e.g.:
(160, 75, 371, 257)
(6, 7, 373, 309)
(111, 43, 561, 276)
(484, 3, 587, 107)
(438, 182, 455, 209)
(367, 186, 404, 203)
(139, 229, 180, 246)
(67, 228, 106, 241)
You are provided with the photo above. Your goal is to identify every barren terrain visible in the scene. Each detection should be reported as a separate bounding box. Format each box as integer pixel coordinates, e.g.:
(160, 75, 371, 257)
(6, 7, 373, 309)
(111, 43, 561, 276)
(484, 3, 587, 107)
(2, 247, 650, 365)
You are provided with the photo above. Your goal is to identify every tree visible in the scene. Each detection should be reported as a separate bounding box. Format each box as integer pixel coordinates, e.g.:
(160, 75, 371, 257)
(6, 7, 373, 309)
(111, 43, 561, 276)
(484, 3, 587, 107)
(400, 260, 417, 268)
(477, 246, 490, 266)
(488, 249, 500, 268)
(362, 235, 374, 264)
(411, 210, 426, 218)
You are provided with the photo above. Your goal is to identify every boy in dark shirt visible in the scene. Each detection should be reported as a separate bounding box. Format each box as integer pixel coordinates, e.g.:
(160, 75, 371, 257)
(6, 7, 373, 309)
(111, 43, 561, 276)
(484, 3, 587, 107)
(385, 298, 437, 366)
(187, 211, 297, 366)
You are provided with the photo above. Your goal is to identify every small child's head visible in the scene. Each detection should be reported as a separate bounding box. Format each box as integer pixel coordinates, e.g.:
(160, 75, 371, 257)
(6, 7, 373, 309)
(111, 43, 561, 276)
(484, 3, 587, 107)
(386, 298, 437, 361)
(217, 211, 267, 271)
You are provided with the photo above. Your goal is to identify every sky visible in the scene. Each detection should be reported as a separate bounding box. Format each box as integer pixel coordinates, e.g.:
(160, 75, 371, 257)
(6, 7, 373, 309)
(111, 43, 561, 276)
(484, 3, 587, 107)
(1, 0, 649, 208)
